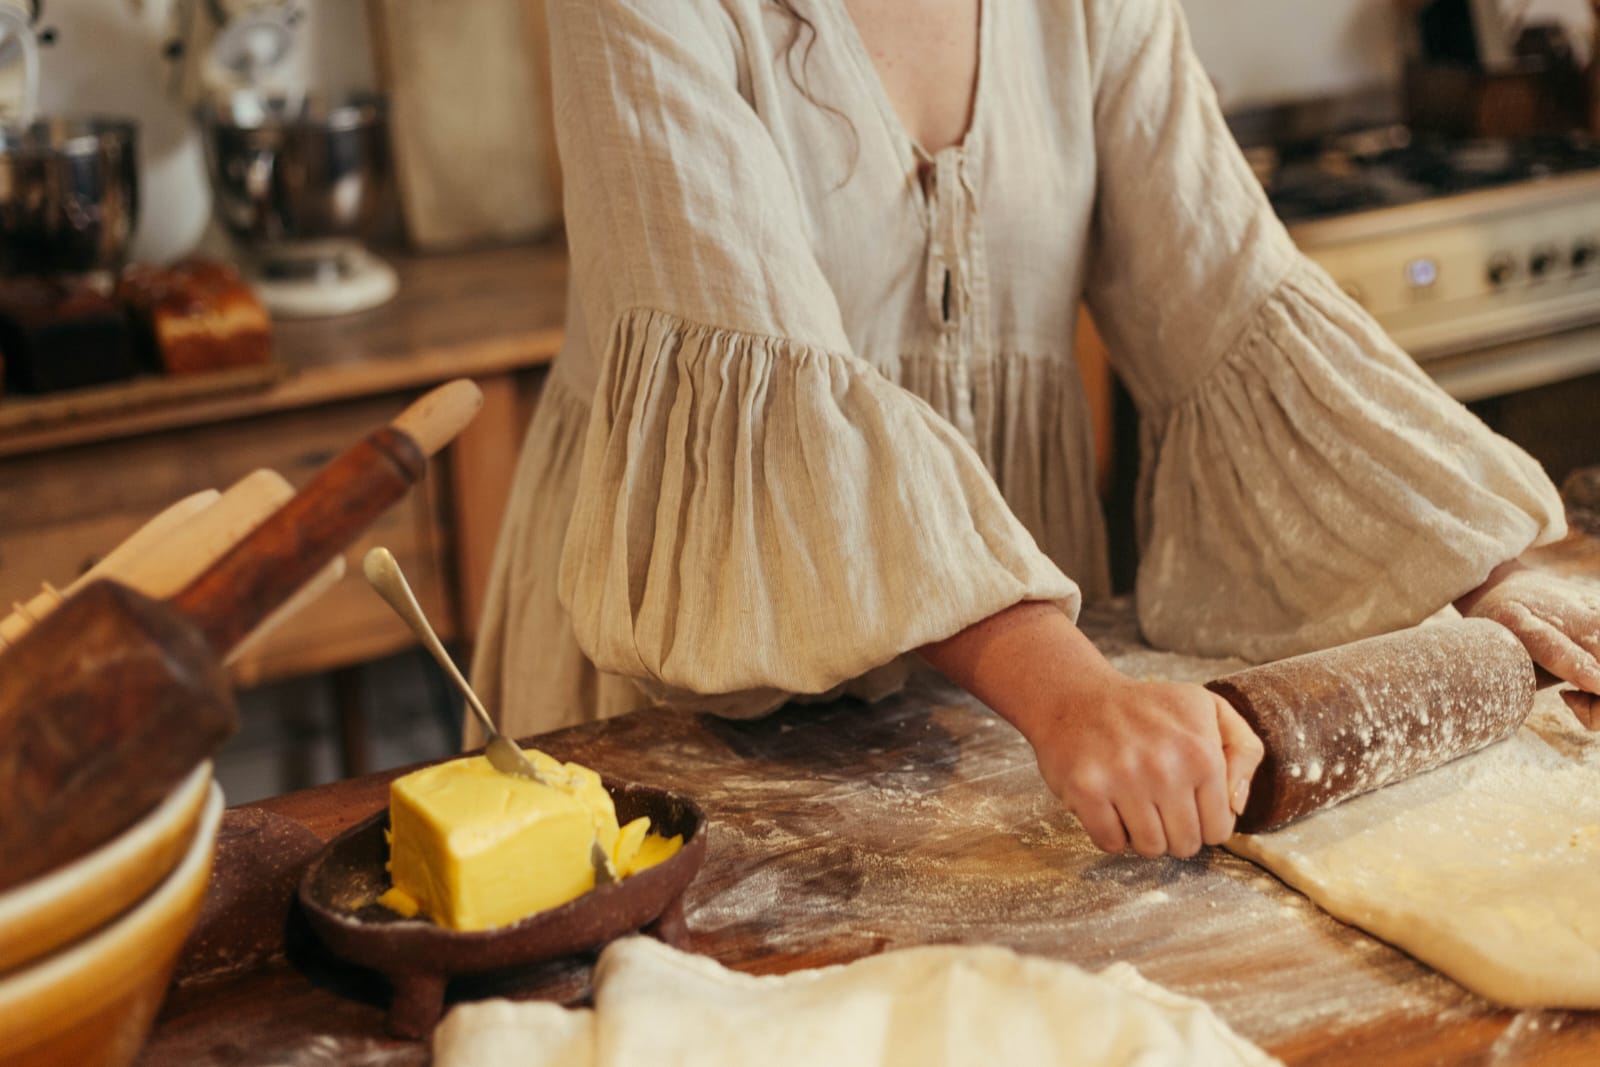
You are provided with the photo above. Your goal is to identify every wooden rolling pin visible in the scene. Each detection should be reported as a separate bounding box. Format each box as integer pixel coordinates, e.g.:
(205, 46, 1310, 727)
(1207, 617, 1538, 834)
(0, 470, 345, 662)
(0, 380, 483, 891)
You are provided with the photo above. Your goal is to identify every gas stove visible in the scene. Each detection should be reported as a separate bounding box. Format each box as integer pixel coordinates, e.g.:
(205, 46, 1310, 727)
(1261, 127, 1600, 404)
(1266, 129, 1600, 224)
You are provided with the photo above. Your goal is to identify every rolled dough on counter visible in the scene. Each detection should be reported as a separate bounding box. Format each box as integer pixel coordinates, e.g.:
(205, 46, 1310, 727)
(1227, 690, 1600, 1009)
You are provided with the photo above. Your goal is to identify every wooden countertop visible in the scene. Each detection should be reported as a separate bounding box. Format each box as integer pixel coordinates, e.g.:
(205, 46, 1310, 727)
(138, 589, 1600, 1067)
(0, 239, 568, 459)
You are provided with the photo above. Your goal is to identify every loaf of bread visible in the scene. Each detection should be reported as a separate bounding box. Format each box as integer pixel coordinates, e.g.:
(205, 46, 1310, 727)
(0, 275, 140, 393)
(116, 259, 273, 376)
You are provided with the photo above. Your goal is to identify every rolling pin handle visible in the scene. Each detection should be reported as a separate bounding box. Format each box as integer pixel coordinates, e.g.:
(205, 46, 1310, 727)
(172, 384, 483, 657)
(391, 379, 484, 458)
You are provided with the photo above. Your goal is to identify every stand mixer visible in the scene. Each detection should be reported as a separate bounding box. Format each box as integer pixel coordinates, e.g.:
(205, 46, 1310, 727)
(0, 2, 139, 281)
(0, 0, 38, 128)
(167, 0, 396, 317)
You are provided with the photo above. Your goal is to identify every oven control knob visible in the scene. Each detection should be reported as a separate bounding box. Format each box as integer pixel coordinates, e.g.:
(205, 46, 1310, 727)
(1487, 254, 1516, 287)
(1529, 246, 1559, 278)
(1573, 240, 1599, 271)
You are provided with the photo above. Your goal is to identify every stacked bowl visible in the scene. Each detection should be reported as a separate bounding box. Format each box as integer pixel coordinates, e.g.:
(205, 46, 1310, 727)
(0, 762, 223, 1067)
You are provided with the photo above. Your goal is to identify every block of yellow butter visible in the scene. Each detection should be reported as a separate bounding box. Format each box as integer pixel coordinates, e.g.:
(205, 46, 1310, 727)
(377, 747, 682, 931)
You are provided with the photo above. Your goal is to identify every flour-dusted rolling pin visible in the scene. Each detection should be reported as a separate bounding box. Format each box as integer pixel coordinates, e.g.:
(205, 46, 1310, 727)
(1206, 617, 1538, 834)
(0, 380, 483, 891)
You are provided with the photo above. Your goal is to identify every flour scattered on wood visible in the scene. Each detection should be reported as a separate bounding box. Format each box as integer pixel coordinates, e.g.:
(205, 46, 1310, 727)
(670, 676, 1492, 1044)
(541, 601, 1584, 1049)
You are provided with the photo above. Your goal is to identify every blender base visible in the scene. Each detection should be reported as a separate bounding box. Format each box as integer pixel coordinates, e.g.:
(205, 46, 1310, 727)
(244, 244, 398, 319)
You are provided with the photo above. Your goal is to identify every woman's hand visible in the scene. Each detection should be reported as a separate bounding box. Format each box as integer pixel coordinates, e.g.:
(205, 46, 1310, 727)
(920, 602, 1264, 857)
(1019, 672, 1261, 857)
(1456, 560, 1600, 726)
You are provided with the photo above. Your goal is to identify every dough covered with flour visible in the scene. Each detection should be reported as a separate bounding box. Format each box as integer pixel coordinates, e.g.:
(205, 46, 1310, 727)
(1228, 690, 1600, 1009)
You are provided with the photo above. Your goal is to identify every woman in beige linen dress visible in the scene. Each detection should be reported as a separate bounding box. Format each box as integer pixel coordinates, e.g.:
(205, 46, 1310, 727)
(471, 0, 1600, 859)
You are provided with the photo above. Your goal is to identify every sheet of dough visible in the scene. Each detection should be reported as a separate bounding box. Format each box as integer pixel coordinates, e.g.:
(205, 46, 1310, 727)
(433, 936, 1280, 1066)
(1227, 691, 1600, 1008)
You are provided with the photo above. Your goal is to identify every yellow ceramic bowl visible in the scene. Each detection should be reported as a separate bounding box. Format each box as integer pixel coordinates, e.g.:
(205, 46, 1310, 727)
(0, 760, 213, 974)
(0, 780, 223, 1067)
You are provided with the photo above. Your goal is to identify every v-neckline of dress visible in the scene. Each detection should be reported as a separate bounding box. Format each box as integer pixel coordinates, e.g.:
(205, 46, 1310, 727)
(828, 0, 991, 177)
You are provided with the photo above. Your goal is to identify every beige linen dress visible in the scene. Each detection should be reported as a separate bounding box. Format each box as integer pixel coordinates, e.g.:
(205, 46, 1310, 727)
(470, 0, 1566, 739)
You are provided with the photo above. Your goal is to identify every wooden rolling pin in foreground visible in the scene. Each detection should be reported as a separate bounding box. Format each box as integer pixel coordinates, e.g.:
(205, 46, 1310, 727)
(1208, 617, 1539, 833)
(0, 470, 348, 660)
(0, 379, 483, 891)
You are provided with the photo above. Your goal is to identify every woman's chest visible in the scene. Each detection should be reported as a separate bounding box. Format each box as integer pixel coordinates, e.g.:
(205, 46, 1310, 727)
(743, 0, 1099, 356)
(840, 0, 981, 157)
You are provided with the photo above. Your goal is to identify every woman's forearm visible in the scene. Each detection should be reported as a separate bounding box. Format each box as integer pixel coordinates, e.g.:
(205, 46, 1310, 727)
(917, 601, 1118, 746)
(918, 600, 1263, 857)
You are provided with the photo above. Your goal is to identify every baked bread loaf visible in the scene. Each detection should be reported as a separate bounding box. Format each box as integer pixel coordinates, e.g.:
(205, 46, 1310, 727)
(0, 275, 139, 393)
(116, 259, 273, 375)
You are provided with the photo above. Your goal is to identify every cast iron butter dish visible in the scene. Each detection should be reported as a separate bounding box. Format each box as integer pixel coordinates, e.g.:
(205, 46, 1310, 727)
(298, 778, 707, 1038)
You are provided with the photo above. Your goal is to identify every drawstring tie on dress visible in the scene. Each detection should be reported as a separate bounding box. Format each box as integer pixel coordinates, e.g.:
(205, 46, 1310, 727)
(923, 149, 972, 333)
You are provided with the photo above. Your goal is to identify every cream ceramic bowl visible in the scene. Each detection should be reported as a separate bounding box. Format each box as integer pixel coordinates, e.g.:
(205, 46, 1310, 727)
(0, 780, 223, 1067)
(0, 760, 213, 974)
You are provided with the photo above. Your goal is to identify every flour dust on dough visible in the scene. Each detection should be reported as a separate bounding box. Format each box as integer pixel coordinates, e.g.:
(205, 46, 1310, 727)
(1228, 691, 1600, 1009)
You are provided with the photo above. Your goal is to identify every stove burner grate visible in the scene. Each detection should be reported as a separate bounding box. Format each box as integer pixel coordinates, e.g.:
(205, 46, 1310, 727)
(1262, 130, 1600, 224)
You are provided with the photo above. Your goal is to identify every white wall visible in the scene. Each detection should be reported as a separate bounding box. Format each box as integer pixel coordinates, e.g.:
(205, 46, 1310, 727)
(1181, 0, 1400, 109)
(17, 1, 1600, 260)
(1182, 0, 1594, 111)
(23, 0, 375, 264)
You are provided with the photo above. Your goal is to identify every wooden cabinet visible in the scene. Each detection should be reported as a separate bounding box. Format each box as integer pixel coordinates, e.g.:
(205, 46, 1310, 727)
(0, 242, 564, 694)
(0, 396, 453, 686)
